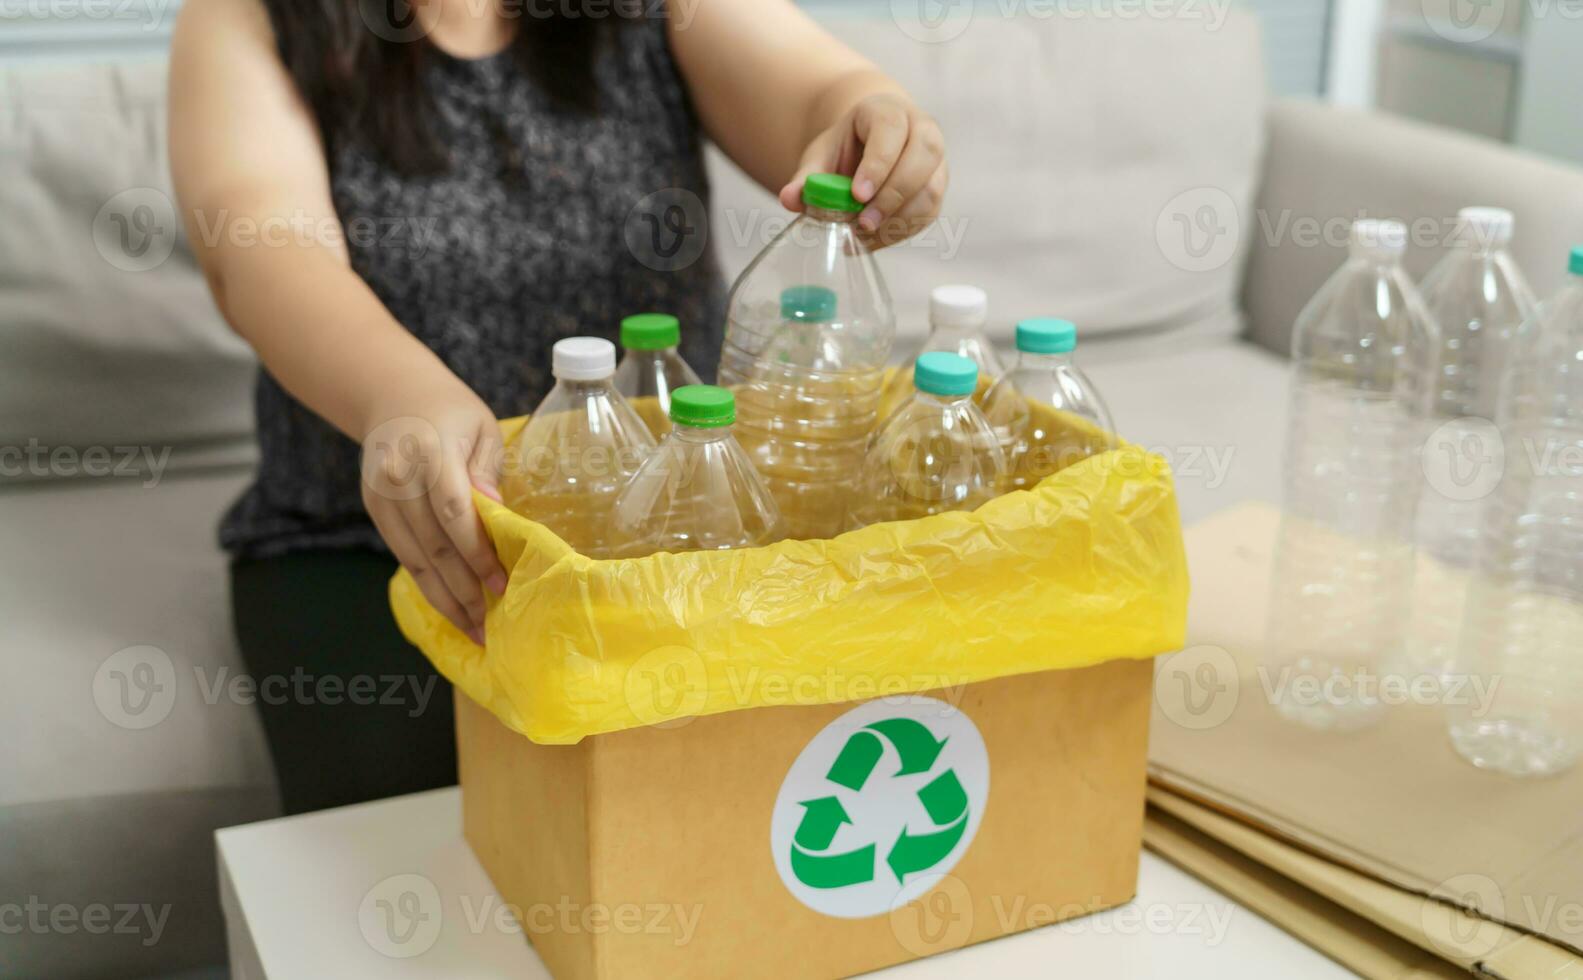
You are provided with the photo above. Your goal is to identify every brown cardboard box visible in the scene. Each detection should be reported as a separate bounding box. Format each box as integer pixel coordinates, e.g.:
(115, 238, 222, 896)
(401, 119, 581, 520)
(458, 658, 1154, 979)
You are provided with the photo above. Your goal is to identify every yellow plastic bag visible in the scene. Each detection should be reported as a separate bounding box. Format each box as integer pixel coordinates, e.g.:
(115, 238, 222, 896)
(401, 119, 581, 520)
(390, 408, 1189, 745)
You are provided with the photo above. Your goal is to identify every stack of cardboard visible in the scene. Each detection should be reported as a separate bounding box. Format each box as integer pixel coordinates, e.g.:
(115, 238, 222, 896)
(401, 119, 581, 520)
(1149, 503, 1583, 979)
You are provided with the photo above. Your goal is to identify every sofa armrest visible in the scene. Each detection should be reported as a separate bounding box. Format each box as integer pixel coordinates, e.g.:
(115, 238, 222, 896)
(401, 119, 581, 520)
(1242, 98, 1583, 358)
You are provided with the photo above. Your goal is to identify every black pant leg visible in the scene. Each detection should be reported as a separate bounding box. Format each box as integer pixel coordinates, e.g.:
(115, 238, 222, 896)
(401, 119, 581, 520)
(229, 549, 457, 815)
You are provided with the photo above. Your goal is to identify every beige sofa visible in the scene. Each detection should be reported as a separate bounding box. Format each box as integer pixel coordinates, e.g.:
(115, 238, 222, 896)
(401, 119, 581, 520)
(4, 9, 1582, 977)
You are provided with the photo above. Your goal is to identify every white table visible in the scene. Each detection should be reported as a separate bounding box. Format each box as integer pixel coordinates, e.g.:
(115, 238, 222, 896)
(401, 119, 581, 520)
(217, 787, 1353, 978)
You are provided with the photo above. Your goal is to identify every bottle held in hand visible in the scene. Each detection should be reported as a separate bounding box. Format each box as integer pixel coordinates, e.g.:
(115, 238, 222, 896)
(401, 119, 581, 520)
(612, 385, 785, 556)
(717, 173, 896, 539)
(849, 352, 1007, 528)
(613, 312, 703, 439)
(501, 337, 655, 557)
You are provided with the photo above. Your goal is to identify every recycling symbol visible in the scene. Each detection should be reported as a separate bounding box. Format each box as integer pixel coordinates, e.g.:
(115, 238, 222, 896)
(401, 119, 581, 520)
(770, 696, 989, 918)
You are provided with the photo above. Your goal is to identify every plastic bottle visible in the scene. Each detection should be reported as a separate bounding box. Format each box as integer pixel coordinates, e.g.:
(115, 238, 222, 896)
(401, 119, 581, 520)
(1447, 247, 1583, 776)
(880, 285, 1004, 420)
(717, 173, 895, 539)
(981, 318, 1116, 490)
(1263, 219, 1439, 731)
(1411, 207, 1539, 687)
(613, 312, 703, 439)
(612, 385, 785, 557)
(501, 337, 655, 557)
(849, 352, 1007, 528)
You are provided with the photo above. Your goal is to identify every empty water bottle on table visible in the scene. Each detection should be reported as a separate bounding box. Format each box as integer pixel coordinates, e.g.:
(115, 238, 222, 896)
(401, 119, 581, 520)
(849, 352, 1007, 528)
(1412, 207, 1538, 686)
(1447, 246, 1583, 777)
(1264, 219, 1438, 731)
(612, 385, 785, 556)
(501, 337, 655, 557)
(880, 284, 1004, 420)
(717, 172, 895, 539)
(981, 318, 1115, 489)
(613, 312, 703, 438)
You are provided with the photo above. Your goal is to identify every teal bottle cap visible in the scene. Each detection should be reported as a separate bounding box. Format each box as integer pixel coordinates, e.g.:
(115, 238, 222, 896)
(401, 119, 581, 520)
(1569, 246, 1583, 277)
(801, 173, 863, 213)
(620, 313, 680, 351)
(669, 384, 735, 428)
(1016, 318, 1077, 354)
(780, 284, 838, 323)
(913, 351, 979, 397)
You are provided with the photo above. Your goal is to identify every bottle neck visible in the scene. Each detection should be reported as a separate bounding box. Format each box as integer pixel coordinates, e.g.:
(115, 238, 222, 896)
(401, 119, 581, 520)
(804, 205, 858, 224)
(556, 376, 616, 396)
(929, 322, 985, 341)
(672, 423, 732, 444)
(629, 346, 679, 359)
(1015, 350, 1073, 369)
(914, 390, 973, 408)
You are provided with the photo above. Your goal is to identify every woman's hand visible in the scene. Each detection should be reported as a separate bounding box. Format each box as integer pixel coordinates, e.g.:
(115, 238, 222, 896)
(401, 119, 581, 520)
(359, 387, 508, 645)
(779, 93, 948, 249)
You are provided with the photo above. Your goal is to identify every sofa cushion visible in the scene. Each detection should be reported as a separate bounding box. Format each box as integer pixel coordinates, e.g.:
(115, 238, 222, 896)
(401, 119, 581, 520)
(0, 62, 257, 481)
(1084, 338, 1289, 523)
(707, 8, 1267, 348)
(0, 471, 278, 975)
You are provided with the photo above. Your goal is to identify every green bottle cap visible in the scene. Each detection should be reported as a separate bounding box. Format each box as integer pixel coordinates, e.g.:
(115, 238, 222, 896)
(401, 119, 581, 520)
(913, 352, 978, 397)
(1016, 318, 1077, 354)
(669, 384, 735, 428)
(801, 173, 863, 213)
(620, 313, 680, 351)
(1569, 246, 1583, 277)
(780, 285, 838, 323)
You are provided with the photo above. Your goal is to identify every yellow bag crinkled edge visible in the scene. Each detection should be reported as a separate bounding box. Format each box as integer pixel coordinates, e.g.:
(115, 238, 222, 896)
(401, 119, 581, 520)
(390, 414, 1189, 744)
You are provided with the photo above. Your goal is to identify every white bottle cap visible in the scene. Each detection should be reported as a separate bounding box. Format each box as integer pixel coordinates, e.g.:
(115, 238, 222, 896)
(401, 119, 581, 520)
(1456, 206, 1514, 248)
(552, 337, 616, 381)
(929, 284, 988, 329)
(1349, 219, 1408, 262)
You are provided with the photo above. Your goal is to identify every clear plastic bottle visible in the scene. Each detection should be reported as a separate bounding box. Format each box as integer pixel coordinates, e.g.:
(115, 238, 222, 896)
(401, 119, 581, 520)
(613, 312, 703, 439)
(1412, 207, 1539, 686)
(1447, 247, 1583, 776)
(612, 385, 785, 557)
(880, 284, 1004, 421)
(1263, 220, 1439, 731)
(849, 352, 1007, 528)
(501, 337, 655, 557)
(717, 173, 895, 539)
(981, 318, 1116, 490)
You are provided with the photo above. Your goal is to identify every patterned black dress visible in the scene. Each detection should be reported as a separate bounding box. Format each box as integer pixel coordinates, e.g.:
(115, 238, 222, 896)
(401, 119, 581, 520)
(220, 21, 726, 558)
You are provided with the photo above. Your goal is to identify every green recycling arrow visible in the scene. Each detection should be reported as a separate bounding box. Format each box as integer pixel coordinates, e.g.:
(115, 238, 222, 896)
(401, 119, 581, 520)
(791, 842, 875, 889)
(864, 718, 948, 775)
(794, 796, 851, 850)
(887, 811, 969, 882)
(788, 716, 972, 891)
(886, 770, 971, 882)
(826, 730, 883, 791)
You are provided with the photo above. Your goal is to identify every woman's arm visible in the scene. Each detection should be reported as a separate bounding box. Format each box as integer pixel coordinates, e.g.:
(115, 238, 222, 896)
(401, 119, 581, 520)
(668, 0, 947, 246)
(169, 0, 505, 641)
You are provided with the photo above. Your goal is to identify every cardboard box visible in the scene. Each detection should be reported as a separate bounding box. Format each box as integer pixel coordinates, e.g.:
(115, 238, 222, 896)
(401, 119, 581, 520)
(458, 658, 1154, 979)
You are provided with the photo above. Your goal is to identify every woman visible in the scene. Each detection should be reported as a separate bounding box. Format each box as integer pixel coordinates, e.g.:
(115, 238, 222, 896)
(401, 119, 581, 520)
(169, 0, 946, 812)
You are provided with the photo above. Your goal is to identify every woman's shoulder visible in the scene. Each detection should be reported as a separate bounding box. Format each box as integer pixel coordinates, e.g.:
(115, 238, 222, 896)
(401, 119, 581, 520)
(172, 0, 277, 53)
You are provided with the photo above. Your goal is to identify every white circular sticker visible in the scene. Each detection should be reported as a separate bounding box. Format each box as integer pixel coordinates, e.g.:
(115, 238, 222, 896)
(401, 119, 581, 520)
(770, 695, 989, 919)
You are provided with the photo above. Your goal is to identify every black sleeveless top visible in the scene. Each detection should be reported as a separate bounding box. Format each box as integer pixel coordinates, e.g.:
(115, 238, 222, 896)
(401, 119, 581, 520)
(219, 22, 726, 558)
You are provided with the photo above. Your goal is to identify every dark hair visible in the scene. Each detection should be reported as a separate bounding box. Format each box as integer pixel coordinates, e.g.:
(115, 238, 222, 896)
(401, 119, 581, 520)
(263, 0, 614, 175)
